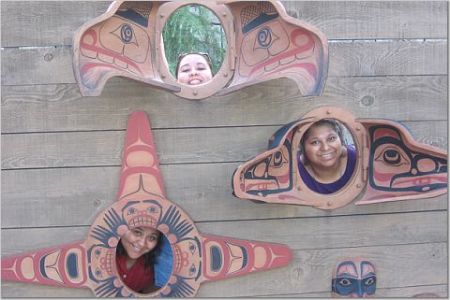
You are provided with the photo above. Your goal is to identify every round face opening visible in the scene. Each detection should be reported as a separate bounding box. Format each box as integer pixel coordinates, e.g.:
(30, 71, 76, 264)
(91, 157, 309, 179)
(162, 4, 227, 84)
(116, 227, 173, 294)
(297, 118, 357, 195)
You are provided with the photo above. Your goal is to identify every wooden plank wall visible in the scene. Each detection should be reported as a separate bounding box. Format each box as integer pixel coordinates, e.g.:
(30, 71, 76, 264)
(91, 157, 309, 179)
(1, 1, 448, 297)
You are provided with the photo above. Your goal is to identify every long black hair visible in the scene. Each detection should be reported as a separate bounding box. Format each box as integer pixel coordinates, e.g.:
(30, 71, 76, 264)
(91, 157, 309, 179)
(116, 230, 164, 269)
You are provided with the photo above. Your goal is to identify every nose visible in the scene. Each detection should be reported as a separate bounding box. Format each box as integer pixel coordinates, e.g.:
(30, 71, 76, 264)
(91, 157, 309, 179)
(136, 237, 146, 247)
(320, 142, 330, 151)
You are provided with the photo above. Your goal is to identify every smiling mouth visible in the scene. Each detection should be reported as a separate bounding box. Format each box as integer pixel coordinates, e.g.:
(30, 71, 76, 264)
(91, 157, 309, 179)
(319, 153, 336, 160)
(188, 78, 203, 85)
(127, 243, 144, 257)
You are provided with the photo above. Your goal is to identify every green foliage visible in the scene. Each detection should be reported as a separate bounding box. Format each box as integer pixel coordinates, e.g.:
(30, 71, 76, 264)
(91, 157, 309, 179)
(162, 5, 227, 76)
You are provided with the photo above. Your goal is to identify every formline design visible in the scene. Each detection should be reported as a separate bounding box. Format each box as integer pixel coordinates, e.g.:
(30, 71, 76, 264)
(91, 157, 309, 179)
(73, 0, 328, 99)
(232, 106, 448, 210)
(1, 111, 293, 297)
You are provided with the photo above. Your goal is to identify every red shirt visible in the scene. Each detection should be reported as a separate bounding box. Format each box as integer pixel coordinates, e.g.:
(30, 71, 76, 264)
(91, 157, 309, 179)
(116, 254, 154, 293)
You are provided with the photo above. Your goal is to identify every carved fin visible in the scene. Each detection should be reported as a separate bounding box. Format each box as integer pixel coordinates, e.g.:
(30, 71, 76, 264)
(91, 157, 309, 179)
(1, 241, 89, 289)
(117, 111, 166, 200)
(200, 233, 292, 282)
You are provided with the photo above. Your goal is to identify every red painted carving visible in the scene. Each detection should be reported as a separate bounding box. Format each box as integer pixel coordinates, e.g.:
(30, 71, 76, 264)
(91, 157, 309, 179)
(1, 112, 292, 297)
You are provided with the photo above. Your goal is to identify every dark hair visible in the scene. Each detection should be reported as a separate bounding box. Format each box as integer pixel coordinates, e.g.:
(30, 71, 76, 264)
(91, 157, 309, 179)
(299, 119, 346, 165)
(116, 229, 164, 269)
(175, 52, 213, 78)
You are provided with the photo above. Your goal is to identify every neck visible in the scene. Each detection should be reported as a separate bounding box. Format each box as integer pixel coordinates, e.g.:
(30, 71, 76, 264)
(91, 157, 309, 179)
(125, 256, 137, 270)
(310, 165, 341, 183)
(307, 156, 347, 183)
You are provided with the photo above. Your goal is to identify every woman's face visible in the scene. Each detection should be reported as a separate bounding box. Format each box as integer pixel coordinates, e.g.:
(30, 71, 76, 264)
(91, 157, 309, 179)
(303, 124, 343, 170)
(177, 54, 213, 85)
(121, 227, 160, 260)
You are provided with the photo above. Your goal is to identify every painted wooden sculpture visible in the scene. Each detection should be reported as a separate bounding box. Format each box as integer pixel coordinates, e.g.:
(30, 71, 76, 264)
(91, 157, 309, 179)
(1, 111, 293, 297)
(331, 258, 376, 298)
(72, 0, 328, 99)
(232, 106, 448, 210)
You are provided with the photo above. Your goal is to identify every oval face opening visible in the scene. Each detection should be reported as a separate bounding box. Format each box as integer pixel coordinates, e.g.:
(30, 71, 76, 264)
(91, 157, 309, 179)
(162, 4, 227, 85)
(297, 118, 357, 195)
(116, 227, 173, 294)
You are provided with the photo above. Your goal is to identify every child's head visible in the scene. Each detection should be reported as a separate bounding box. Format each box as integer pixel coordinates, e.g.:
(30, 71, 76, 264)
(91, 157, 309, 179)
(176, 52, 213, 85)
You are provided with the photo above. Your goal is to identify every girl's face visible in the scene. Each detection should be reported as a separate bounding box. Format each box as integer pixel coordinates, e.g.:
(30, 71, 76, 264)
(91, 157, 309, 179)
(121, 227, 160, 260)
(177, 54, 213, 85)
(303, 124, 343, 170)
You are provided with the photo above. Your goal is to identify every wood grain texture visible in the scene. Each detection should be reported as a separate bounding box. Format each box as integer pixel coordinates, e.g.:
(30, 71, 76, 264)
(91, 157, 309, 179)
(1, 215, 447, 295)
(0, 1, 111, 47)
(196, 243, 447, 297)
(2, 210, 446, 253)
(2, 164, 447, 227)
(1, 1, 446, 47)
(2, 40, 447, 86)
(282, 1, 448, 40)
(2, 238, 445, 297)
(1, 120, 447, 169)
(1, 1, 447, 298)
(2, 76, 447, 133)
(255, 284, 448, 298)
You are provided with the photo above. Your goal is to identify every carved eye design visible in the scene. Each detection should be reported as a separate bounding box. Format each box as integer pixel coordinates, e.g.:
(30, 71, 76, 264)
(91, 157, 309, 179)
(272, 151, 284, 167)
(127, 207, 136, 215)
(375, 146, 408, 166)
(111, 23, 137, 44)
(338, 278, 352, 286)
(244, 169, 254, 178)
(188, 242, 196, 254)
(95, 249, 101, 256)
(364, 277, 376, 286)
(189, 263, 197, 276)
(383, 149, 401, 164)
(120, 24, 134, 43)
(257, 27, 273, 48)
(95, 268, 102, 278)
(147, 206, 157, 213)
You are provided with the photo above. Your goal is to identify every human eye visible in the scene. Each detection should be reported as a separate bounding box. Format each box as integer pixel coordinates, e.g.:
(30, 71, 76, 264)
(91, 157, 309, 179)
(328, 135, 337, 142)
(180, 66, 190, 73)
(148, 235, 158, 242)
(132, 229, 142, 236)
(310, 140, 319, 146)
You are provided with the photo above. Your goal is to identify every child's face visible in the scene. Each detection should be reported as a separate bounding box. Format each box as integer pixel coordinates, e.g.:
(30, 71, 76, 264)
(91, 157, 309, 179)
(303, 124, 343, 170)
(121, 227, 160, 259)
(177, 54, 213, 85)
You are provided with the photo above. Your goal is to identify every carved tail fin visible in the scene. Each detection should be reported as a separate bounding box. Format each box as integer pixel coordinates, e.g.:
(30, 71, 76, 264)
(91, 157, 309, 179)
(200, 234, 292, 282)
(117, 111, 167, 200)
(1, 241, 89, 289)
